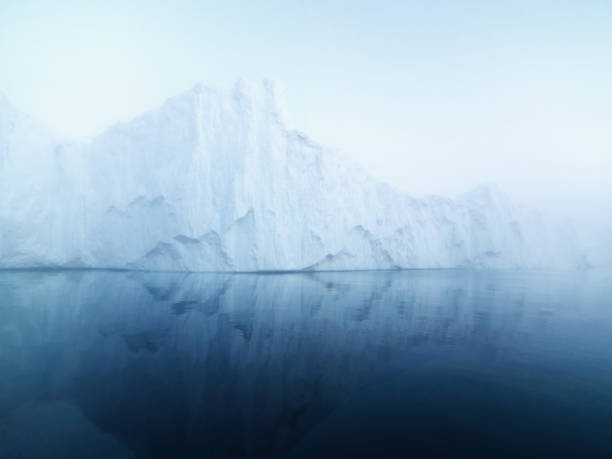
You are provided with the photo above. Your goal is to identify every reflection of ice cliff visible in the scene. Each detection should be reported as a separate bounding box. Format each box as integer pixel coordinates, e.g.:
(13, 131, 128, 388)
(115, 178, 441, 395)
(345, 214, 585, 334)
(0, 270, 610, 458)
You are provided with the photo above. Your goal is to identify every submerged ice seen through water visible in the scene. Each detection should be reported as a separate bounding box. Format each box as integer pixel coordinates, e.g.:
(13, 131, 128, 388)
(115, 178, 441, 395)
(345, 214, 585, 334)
(1, 269, 612, 458)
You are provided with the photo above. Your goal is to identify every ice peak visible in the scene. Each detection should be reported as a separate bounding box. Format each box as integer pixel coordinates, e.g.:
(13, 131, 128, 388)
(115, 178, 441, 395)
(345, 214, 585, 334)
(186, 79, 289, 127)
(458, 182, 511, 207)
(0, 90, 22, 127)
(0, 89, 12, 111)
(469, 182, 503, 196)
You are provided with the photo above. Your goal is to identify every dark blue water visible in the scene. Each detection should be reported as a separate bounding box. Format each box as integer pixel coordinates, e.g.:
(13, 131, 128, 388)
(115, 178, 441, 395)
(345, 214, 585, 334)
(1, 269, 611, 458)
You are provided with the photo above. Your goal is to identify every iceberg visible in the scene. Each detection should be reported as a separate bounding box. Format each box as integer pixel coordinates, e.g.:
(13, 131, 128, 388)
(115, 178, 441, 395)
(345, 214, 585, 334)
(0, 81, 604, 271)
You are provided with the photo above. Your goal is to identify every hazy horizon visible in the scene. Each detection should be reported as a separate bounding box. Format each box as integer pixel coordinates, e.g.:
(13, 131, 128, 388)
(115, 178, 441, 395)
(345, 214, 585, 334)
(1, 1, 610, 224)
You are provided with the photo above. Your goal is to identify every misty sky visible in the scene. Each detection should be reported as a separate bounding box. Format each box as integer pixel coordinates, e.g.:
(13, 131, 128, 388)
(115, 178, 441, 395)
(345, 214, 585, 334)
(0, 0, 610, 222)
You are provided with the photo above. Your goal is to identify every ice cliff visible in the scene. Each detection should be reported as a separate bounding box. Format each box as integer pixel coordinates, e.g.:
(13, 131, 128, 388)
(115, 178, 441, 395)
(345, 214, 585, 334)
(0, 81, 604, 271)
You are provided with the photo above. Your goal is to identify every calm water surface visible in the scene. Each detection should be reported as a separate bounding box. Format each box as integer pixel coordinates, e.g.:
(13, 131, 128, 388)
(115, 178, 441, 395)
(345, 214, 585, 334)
(1, 269, 611, 458)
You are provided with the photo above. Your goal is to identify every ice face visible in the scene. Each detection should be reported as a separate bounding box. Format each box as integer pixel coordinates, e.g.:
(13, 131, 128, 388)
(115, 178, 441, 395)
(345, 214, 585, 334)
(0, 81, 605, 271)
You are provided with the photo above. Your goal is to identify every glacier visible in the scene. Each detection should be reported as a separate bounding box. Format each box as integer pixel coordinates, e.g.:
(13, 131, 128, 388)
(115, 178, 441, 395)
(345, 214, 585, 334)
(0, 81, 607, 271)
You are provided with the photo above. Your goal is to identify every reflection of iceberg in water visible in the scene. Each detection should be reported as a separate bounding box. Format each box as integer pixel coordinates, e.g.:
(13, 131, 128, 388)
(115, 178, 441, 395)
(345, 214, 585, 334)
(0, 270, 611, 458)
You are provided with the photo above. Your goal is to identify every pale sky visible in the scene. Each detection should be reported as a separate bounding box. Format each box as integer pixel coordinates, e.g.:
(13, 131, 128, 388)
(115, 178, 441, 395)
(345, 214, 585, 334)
(0, 0, 611, 222)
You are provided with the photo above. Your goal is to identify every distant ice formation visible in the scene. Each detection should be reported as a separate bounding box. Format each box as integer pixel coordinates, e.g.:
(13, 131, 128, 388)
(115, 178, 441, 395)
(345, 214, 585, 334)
(0, 81, 607, 271)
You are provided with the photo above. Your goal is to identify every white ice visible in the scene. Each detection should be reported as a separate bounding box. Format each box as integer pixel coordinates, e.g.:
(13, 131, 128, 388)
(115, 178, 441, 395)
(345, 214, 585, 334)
(0, 81, 608, 271)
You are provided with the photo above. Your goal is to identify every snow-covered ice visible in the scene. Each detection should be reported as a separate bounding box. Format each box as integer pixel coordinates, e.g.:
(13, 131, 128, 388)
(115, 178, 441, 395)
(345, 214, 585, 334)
(0, 81, 607, 271)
